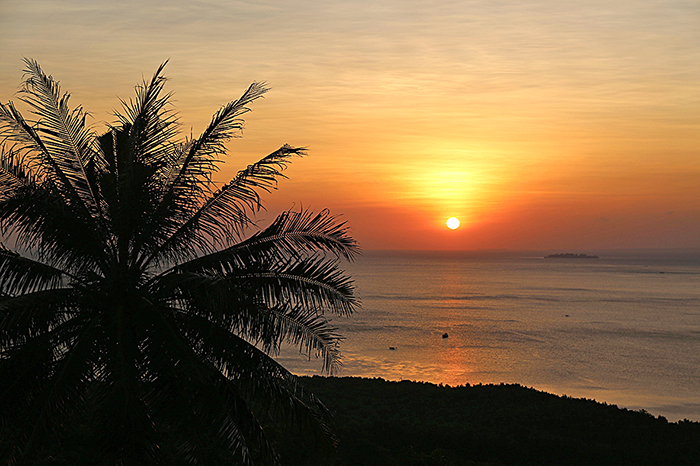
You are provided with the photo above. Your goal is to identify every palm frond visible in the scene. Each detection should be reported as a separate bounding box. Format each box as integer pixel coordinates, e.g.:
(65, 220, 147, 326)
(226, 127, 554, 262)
(0, 288, 74, 350)
(18, 58, 102, 216)
(161, 268, 344, 373)
(113, 61, 179, 168)
(0, 100, 66, 185)
(158, 207, 358, 280)
(0, 145, 34, 195)
(156, 81, 268, 208)
(172, 251, 357, 317)
(239, 207, 360, 261)
(184, 80, 269, 162)
(131, 303, 275, 465)
(176, 312, 336, 449)
(0, 59, 358, 465)
(0, 183, 107, 273)
(144, 145, 304, 268)
(1, 311, 97, 464)
(0, 245, 71, 296)
(247, 255, 357, 317)
(262, 305, 343, 374)
(131, 82, 271, 270)
(195, 144, 304, 238)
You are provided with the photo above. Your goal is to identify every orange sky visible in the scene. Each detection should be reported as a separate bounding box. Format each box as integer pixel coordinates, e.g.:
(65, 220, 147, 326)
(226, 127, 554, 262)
(1, 0, 698, 251)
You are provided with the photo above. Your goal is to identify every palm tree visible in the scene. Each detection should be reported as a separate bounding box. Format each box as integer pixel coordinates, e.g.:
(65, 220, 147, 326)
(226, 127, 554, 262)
(0, 59, 359, 466)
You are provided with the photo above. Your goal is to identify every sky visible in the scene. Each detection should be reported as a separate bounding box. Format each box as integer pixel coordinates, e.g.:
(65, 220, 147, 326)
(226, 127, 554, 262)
(1, 0, 698, 251)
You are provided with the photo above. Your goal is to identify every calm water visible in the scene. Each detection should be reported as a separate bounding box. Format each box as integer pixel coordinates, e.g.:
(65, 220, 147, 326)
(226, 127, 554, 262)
(277, 250, 700, 421)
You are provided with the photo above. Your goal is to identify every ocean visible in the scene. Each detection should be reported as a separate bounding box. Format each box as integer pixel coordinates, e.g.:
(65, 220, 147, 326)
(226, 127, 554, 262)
(276, 249, 700, 422)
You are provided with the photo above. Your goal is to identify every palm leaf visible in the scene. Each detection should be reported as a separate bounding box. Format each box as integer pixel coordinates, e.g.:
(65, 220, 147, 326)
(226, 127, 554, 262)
(238, 208, 360, 261)
(175, 312, 337, 450)
(144, 145, 304, 268)
(18, 58, 102, 217)
(164, 269, 344, 372)
(134, 303, 274, 465)
(192, 144, 304, 239)
(0, 59, 359, 465)
(154, 81, 268, 215)
(132, 82, 272, 271)
(0, 183, 107, 273)
(0, 145, 34, 194)
(0, 100, 70, 188)
(0, 245, 71, 296)
(163, 207, 359, 278)
(1, 311, 97, 465)
(261, 305, 344, 374)
(113, 61, 179, 168)
(0, 288, 74, 349)
(245, 255, 357, 316)
(173, 251, 357, 317)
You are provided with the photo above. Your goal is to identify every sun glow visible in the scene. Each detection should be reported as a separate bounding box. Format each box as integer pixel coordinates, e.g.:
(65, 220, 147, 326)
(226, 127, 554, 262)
(446, 217, 461, 230)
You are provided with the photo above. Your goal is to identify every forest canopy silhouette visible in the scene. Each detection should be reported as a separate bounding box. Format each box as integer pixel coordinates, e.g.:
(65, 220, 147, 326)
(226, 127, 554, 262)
(0, 58, 359, 465)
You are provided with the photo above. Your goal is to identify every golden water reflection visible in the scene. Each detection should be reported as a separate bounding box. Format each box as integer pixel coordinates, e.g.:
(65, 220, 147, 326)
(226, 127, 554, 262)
(276, 250, 700, 422)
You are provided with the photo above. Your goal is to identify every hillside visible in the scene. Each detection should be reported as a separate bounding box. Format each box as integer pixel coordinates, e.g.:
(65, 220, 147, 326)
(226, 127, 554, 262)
(276, 376, 700, 466)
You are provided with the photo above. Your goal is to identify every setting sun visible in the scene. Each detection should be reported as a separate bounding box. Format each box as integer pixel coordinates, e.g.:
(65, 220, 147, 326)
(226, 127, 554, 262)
(446, 217, 461, 230)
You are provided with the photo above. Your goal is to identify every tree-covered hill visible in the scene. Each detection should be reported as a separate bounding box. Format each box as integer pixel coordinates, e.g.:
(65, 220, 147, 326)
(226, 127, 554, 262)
(277, 376, 700, 466)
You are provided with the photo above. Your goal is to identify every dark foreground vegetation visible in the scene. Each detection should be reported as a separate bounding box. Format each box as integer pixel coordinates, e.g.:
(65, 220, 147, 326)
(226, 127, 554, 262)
(0, 59, 358, 465)
(277, 376, 700, 466)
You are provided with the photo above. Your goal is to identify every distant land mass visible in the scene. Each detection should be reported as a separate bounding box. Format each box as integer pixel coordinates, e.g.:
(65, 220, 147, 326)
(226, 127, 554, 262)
(278, 377, 700, 466)
(546, 253, 599, 259)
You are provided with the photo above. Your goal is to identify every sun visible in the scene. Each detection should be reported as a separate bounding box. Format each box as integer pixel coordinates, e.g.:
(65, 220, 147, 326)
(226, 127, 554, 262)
(446, 217, 460, 230)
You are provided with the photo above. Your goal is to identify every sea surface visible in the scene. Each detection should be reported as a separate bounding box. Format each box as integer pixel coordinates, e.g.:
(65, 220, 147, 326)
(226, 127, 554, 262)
(276, 249, 700, 422)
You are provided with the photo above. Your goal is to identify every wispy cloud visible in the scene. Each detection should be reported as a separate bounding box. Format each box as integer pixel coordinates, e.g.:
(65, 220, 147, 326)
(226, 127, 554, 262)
(1, 0, 698, 249)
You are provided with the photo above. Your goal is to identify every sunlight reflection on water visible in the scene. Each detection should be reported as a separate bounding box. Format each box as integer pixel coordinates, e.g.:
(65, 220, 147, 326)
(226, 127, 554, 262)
(276, 250, 700, 421)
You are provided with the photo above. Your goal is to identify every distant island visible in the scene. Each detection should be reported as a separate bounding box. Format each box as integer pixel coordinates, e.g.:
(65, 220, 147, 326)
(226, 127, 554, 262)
(546, 253, 599, 259)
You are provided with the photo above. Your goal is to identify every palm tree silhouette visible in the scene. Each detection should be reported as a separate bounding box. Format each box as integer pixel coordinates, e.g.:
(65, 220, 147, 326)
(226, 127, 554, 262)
(0, 59, 359, 465)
